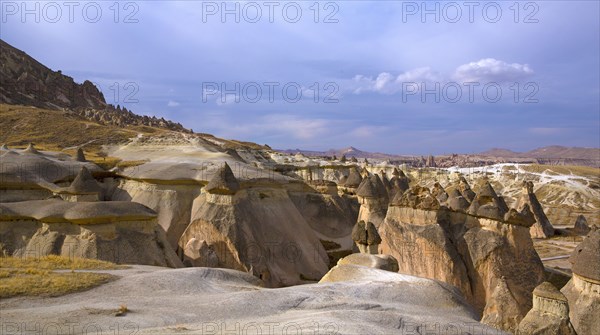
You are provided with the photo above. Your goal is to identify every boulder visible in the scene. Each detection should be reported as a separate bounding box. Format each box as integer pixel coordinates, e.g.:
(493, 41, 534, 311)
(336, 253, 399, 272)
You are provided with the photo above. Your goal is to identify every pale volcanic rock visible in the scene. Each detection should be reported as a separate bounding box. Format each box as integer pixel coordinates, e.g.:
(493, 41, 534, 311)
(559, 230, 600, 335)
(336, 253, 399, 272)
(0, 266, 505, 334)
(516, 181, 554, 238)
(356, 175, 389, 227)
(0, 199, 182, 267)
(179, 187, 330, 287)
(379, 184, 545, 332)
(517, 282, 576, 335)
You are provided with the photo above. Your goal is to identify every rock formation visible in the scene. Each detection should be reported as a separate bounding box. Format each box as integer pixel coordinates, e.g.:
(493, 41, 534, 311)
(389, 168, 410, 197)
(179, 180, 330, 287)
(351, 220, 381, 254)
(22, 143, 40, 154)
(343, 166, 363, 189)
(75, 148, 87, 162)
(356, 175, 388, 227)
(204, 162, 240, 195)
(0, 199, 181, 267)
(561, 230, 600, 335)
(516, 181, 554, 238)
(573, 214, 590, 235)
(379, 182, 545, 333)
(56, 166, 103, 201)
(517, 282, 576, 335)
(336, 253, 398, 272)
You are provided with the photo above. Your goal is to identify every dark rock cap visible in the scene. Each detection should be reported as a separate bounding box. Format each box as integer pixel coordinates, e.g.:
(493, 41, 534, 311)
(344, 167, 363, 188)
(570, 230, 600, 281)
(205, 162, 240, 195)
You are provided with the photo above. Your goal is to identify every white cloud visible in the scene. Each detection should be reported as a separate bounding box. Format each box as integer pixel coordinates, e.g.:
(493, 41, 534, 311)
(453, 58, 534, 83)
(352, 67, 442, 94)
(167, 100, 180, 107)
(352, 59, 534, 95)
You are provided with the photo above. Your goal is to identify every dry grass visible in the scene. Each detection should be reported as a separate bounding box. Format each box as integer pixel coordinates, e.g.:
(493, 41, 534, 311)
(0, 255, 123, 298)
(0, 269, 114, 298)
(0, 255, 125, 270)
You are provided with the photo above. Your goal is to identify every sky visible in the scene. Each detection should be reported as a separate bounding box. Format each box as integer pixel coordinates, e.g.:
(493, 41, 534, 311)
(1, 0, 599, 154)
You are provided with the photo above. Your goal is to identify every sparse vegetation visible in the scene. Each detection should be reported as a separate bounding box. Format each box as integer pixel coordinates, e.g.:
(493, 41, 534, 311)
(0, 256, 123, 298)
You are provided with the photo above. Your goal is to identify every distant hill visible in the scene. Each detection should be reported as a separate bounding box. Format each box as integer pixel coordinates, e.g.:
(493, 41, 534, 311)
(479, 146, 600, 160)
(279, 146, 413, 160)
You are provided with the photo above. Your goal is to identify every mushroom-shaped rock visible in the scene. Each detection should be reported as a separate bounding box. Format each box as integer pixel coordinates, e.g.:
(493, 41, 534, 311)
(204, 162, 240, 195)
(391, 186, 440, 210)
(352, 220, 381, 254)
(360, 167, 370, 178)
(351, 220, 367, 245)
(356, 175, 387, 199)
(458, 177, 476, 202)
(504, 204, 536, 227)
(446, 188, 470, 212)
(63, 166, 103, 197)
(75, 148, 87, 162)
(344, 167, 363, 188)
(573, 215, 590, 236)
(468, 181, 507, 221)
(23, 143, 40, 154)
(516, 181, 554, 238)
(366, 221, 381, 246)
(392, 167, 400, 177)
(517, 282, 576, 335)
(569, 229, 600, 282)
(431, 182, 448, 203)
(561, 230, 600, 335)
(390, 170, 410, 196)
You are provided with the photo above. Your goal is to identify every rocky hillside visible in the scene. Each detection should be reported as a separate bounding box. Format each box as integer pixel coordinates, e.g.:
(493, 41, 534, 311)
(0, 39, 189, 133)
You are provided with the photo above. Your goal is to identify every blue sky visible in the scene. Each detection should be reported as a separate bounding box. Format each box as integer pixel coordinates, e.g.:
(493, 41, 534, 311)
(1, 1, 599, 154)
